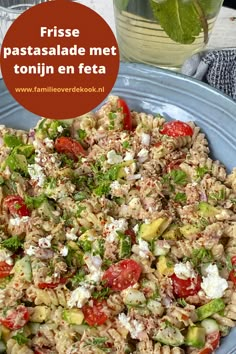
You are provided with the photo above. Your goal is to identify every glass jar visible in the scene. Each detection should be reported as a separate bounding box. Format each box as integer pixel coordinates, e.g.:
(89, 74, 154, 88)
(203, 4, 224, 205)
(113, 0, 223, 70)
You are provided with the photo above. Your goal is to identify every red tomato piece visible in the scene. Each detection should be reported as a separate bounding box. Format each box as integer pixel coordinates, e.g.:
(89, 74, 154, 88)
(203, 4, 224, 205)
(37, 278, 67, 289)
(125, 229, 136, 244)
(207, 331, 220, 350)
(0, 305, 29, 330)
(229, 256, 236, 284)
(117, 98, 132, 131)
(199, 331, 220, 354)
(82, 299, 108, 326)
(199, 349, 212, 354)
(55, 137, 87, 160)
(4, 195, 30, 217)
(171, 274, 202, 298)
(160, 121, 193, 137)
(102, 259, 142, 291)
(0, 261, 13, 278)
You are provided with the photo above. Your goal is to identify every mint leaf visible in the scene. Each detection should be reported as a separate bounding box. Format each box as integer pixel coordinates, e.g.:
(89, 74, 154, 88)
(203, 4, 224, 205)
(150, 0, 204, 44)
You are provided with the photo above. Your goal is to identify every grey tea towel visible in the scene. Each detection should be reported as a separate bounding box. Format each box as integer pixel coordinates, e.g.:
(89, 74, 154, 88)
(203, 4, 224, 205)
(181, 49, 236, 101)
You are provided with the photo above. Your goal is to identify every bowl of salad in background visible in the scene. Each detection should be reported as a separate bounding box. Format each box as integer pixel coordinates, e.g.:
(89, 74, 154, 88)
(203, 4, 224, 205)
(0, 63, 236, 353)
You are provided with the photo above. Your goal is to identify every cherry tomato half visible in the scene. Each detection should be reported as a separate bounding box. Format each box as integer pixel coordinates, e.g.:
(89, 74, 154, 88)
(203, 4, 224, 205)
(55, 137, 87, 160)
(37, 278, 67, 289)
(171, 274, 202, 298)
(0, 261, 13, 278)
(229, 256, 236, 284)
(199, 331, 220, 354)
(160, 121, 193, 137)
(117, 99, 132, 131)
(4, 195, 30, 217)
(102, 259, 142, 291)
(82, 299, 108, 326)
(0, 305, 29, 330)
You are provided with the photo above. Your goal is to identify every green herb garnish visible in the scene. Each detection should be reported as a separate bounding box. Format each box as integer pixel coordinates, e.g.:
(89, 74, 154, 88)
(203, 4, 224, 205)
(12, 332, 28, 345)
(174, 192, 187, 203)
(108, 112, 117, 130)
(122, 141, 130, 149)
(3, 134, 23, 148)
(196, 166, 209, 179)
(24, 194, 46, 209)
(1, 235, 23, 252)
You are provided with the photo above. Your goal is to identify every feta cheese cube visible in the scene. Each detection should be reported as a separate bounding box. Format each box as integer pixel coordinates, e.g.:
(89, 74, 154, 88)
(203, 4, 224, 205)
(60, 246, 69, 257)
(174, 261, 195, 280)
(107, 150, 123, 165)
(68, 285, 92, 308)
(201, 264, 228, 299)
(28, 164, 46, 187)
(141, 133, 151, 146)
(137, 148, 149, 163)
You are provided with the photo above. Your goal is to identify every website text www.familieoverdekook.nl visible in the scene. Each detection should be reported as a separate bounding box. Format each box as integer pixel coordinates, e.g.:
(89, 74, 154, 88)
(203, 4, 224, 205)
(15, 86, 105, 93)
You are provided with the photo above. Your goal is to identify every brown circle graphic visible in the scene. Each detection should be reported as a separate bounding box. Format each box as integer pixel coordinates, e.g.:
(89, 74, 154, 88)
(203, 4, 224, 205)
(0, 1, 120, 119)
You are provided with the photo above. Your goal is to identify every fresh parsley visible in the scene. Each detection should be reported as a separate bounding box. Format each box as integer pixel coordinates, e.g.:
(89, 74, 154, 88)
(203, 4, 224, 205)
(122, 141, 130, 149)
(174, 192, 187, 203)
(92, 287, 110, 300)
(191, 248, 213, 267)
(1, 235, 23, 252)
(108, 112, 117, 130)
(24, 194, 46, 209)
(12, 332, 28, 345)
(85, 337, 109, 352)
(71, 270, 86, 287)
(177, 298, 187, 308)
(3, 134, 23, 148)
(196, 166, 209, 179)
(77, 129, 87, 141)
(209, 189, 226, 201)
(170, 169, 188, 185)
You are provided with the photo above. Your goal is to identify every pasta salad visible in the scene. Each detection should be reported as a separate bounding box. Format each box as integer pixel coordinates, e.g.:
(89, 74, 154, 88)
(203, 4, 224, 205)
(0, 96, 235, 354)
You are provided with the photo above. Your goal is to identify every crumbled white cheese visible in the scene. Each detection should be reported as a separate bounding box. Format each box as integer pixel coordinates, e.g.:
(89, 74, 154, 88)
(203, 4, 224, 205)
(57, 125, 64, 133)
(68, 285, 92, 308)
(107, 150, 123, 165)
(127, 174, 141, 180)
(38, 235, 52, 249)
(141, 133, 151, 146)
(118, 313, 144, 339)
(26, 245, 38, 256)
(133, 224, 139, 234)
(201, 264, 228, 299)
(104, 217, 128, 242)
(28, 164, 46, 187)
(174, 261, 195, 280)
(84, 255, 103, 283)
(110, 180, 121, 192)
(137, 239, 150, 258)
(66, 229, 78, 241)
(0, 249, 13, 265)
(137, 148, 149, 163)
(10, 216, 29, 226)
(60, 246, 69, 257)
(124, 151, 134, 161)
(44, 138, 54, 149)
(129, 197, 142, 210)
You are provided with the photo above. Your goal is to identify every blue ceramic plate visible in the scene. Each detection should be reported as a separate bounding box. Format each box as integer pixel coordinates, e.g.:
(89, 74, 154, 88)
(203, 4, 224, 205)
(0, 63, 236, 352)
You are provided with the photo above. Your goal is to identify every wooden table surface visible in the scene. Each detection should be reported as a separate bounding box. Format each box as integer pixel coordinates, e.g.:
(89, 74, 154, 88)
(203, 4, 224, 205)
(80, 1, 236, 49)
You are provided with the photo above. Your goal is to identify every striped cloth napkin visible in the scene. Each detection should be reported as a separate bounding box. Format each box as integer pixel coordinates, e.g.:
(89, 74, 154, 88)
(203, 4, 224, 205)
(181, 49, 236, 101)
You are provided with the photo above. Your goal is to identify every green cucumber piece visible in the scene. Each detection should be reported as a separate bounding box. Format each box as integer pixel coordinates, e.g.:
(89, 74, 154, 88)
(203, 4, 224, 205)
(153, 325, 184, 346)
(201, 318, 219, 334)
(196, 299, 225, 321)
(0, 340, 6, 353)
(13, 256, 32, 282)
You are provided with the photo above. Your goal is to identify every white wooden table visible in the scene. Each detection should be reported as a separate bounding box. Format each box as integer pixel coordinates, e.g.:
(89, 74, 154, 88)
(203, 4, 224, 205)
(80, 1, 236, 49)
